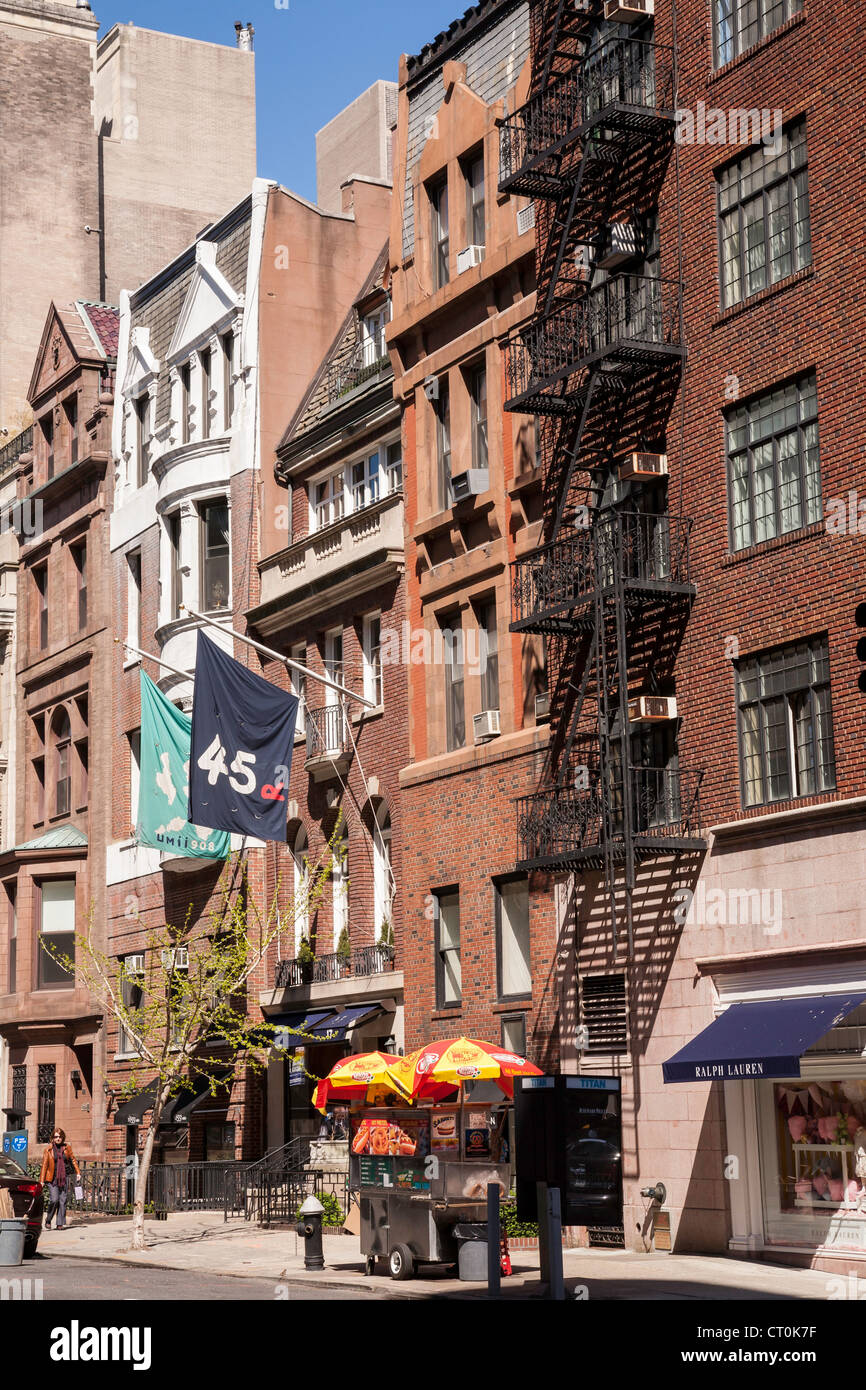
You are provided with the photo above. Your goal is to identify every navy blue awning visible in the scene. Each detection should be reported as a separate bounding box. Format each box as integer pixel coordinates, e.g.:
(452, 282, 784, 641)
(272, 1011, 336, 1050)
(663, 993, 866, 1084)
(307, 1003, 384, 1042)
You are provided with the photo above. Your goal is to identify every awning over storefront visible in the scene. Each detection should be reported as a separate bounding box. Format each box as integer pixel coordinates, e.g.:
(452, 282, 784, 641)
(663, 993, 866, 1084)
(170, 1072, 232, 1125)
(307, 1003, 384, 1042)
(113, 1073, 233, 1126)
(271, 1010, 338, 1050)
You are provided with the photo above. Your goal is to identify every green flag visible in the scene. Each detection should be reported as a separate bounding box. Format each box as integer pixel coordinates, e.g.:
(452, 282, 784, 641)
(137, 671, 231, 859)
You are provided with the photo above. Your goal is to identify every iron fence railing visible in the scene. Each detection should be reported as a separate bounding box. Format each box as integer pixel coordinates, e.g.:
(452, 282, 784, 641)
(250, 1167, 349, 1227)
(0, 426, 32, 478)
(511, 512, 693, 628)
(305, 703, 350, 762)
(69, 1160, 250, 1216)
(502, 274, 682, 408)
(516, 765, 703, 863)
(499, 36, 675, 190)
(326, 340, 390, 403)
(275, 942, 396, 991)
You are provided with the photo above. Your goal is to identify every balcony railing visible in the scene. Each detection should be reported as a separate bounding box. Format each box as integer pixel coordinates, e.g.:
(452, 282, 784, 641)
(499, 37, 676, 197)
(0, 425, 32, 478)
(516, 766, 703, 867)
(275, 943, 396, 991)
(305, 703, 350, 763)
(503, 275, 683, 413)
(511, 512, 694, 632)
(326, 340, 390, 404)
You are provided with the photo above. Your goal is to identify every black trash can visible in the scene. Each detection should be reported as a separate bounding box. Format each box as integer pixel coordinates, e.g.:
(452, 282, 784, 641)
(453, 1222, 489, 1282)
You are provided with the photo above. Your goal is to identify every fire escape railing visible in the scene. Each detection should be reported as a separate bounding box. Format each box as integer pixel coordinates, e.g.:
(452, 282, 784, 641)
(502, 275, 683, 413)
(499, 36, 676, 196)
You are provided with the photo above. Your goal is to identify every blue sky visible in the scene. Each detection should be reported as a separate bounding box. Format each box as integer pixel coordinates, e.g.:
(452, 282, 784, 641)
(98, 0, 462, 202)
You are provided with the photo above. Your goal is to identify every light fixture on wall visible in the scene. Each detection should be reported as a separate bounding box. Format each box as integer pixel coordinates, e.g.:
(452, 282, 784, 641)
(70, 1069, 82, 1095)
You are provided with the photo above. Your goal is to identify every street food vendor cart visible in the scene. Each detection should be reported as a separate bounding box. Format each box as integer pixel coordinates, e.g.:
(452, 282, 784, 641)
(350, 1103, 511, 1279)
(314, 1037, 542, 1280)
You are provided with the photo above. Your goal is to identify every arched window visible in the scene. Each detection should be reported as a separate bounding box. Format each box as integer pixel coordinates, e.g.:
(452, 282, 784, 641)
(51, 708, 71, 818)
(289, 823, 310, 955)
(372, 800, 393, 941)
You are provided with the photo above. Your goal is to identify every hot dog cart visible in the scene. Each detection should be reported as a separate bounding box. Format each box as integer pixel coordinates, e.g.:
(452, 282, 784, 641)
(349, 1104, 511, 1280)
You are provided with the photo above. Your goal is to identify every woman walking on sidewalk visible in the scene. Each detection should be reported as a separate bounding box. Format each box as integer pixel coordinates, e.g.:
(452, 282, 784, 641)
(40, 1128, 81, 1230)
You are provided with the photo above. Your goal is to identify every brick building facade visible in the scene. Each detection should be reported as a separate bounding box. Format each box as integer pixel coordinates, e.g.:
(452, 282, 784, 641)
(498, 0, 866, 1269)
(0, 298, 119, 1161)
(387, 1, 560, 1064)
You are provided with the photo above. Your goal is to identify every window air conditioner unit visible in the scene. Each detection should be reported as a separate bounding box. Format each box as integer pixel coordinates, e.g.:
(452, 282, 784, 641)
(575, 244, 593, 284)
(597, 222, 642, 269)
(618, 451, 669, 482)
(450, 468, 489, 501)
(457, 245, 485, 274)
(126, 954, 146, 975)
(535, 691, 550, 721)
(517, 203, 536, 237)
(628, 695, 677, 724)
(161, 946, 189, 970)
(423, 375, 440, 402)
(604, 0, 654, 20)
(575, 0, 592, 12)
(474, 709, 501, 743)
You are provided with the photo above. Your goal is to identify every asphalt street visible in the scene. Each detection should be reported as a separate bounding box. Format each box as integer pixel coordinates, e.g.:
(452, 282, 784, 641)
(6, 1255, 389, 1302)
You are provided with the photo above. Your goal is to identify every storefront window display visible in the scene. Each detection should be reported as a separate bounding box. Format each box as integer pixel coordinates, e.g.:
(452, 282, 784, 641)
(760, 1078, 866, 1252)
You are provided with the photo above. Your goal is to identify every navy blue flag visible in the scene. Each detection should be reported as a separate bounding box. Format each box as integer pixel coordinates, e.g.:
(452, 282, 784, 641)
(188, 632, 299, 841)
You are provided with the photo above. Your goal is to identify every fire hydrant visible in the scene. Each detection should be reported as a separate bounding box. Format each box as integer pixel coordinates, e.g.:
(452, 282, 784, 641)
(296, 1195, 325, 1270)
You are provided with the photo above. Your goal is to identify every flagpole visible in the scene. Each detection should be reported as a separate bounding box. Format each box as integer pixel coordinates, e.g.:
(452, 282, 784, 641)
(114, 638, 192, 684)
(181, 606, 376, 710)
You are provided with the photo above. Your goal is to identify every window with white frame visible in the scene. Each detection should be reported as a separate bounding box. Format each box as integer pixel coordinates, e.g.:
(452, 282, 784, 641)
(290, 823, 310, 953)
(129, 728, 141, 831)
(200, 346, 213, 441)
(435, 889, 461, 1007)
(289, 643, 307, 737)
(221, 330, 235, 429)
(351, 452, 381, 511)
(331, 821, 349, 949)
(134, 392, 153, 488)
(362, 612, 383, 707)
(199, 499, 230, 610)
(37, 879, 75, 990)
(312, 471, 344, 532)
(361, 306, 389, 368)
(495, 877, 532, 1000)
(126, 550, 142, 649)
(713, 0, 803, 68)
(386, 440, 403, 493)
(179, 362, 192, 445)
(118, 954, 145, 1054)
(372, 800, 392, 938)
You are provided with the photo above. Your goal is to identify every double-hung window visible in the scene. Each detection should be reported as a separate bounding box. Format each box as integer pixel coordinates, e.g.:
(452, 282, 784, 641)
(351, 452, 380, 511)
(313, 471, 344, 532)
(386, 440, 403, 493)
(200, 347, 213, 441)
(361, 308, 388, 368)
(435, 890, 461, 1007)
(470, 363, 488, 472)
(200, 500, 230, 610)
(442, 613, 465, 751)
(464, 150, 486, 250)
(476, 598, 499, 713)
(430, 176, 450, 290)
(726, 371, 821, 551)
(495, 878, 531, 1000)
(179, 362, 192, 444)
(736, 635, 836, 807)
(167, 513, 182, 621)
(436, 382, 452, 510)
(718, 119, 811, 309)
(221, 331, 235, 429)
(713, 0, 804, 68)
(134, 393, 152, 487)
(37, 879, 75, 990)
(118, 955, 145, 1054)
(362, 612, 383, 708)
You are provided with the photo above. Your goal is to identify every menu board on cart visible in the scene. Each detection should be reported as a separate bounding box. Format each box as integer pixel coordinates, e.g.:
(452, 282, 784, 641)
(358, 1156, 394, 1188)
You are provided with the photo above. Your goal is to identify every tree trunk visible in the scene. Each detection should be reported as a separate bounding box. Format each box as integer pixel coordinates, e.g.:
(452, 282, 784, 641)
(131, 1085, 171, 1251)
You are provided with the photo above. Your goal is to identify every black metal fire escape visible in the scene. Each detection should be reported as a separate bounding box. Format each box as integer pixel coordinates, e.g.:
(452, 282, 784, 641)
(499, 0, 704, 955)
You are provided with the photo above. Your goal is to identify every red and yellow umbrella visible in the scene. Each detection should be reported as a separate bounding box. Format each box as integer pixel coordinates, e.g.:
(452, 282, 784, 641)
(312, 1051, 409, 1113)
(391, 1037, 543, 1101)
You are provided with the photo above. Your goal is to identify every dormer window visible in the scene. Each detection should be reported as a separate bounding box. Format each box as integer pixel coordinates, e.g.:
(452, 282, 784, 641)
(180, 361, 192, 444)
(200, 347, 213, 442)
(361, 307, 388, 369)
(221, 331, 235, 428)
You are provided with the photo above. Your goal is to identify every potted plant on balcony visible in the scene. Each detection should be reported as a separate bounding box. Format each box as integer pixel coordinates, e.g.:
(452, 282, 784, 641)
(296, 935, 316, 984)
(378, 919, 395, 966)
(336, 926, 352, 978)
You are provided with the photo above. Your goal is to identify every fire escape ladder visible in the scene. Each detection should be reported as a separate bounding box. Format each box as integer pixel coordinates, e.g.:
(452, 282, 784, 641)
(592, 542, 621, 957)
(548, 369, 601, 541)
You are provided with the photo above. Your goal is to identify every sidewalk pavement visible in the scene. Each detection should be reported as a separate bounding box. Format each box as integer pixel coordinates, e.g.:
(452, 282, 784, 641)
(34, 1212, 842, 1300)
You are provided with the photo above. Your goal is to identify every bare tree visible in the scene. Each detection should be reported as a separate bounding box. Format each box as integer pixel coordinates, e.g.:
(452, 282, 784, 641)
(43, 838, 336, 1250)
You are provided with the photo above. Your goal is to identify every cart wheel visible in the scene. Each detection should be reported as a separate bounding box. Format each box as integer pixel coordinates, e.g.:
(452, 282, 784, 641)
(389, 1244, 414, 1281)
(364, 1255, 375, 1277)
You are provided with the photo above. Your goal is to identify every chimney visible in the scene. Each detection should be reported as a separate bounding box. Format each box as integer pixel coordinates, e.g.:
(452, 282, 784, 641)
(234, 21, 255, 51)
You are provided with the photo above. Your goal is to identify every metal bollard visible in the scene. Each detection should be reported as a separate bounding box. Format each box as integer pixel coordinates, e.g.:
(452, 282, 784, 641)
(296, 1194, 325, 1270)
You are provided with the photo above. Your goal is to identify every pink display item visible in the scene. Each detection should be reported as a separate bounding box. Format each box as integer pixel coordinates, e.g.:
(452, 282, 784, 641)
(818, 1116, 838, 1142)
(787, 1116, 808, 1142)
(795, 1179, 812, 1198)
(812, 1174, 829, 1196)
(828, 1179, 845, 1202)
(848, 1115, 860, 1140)
(848, 1180, 861, 1202)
